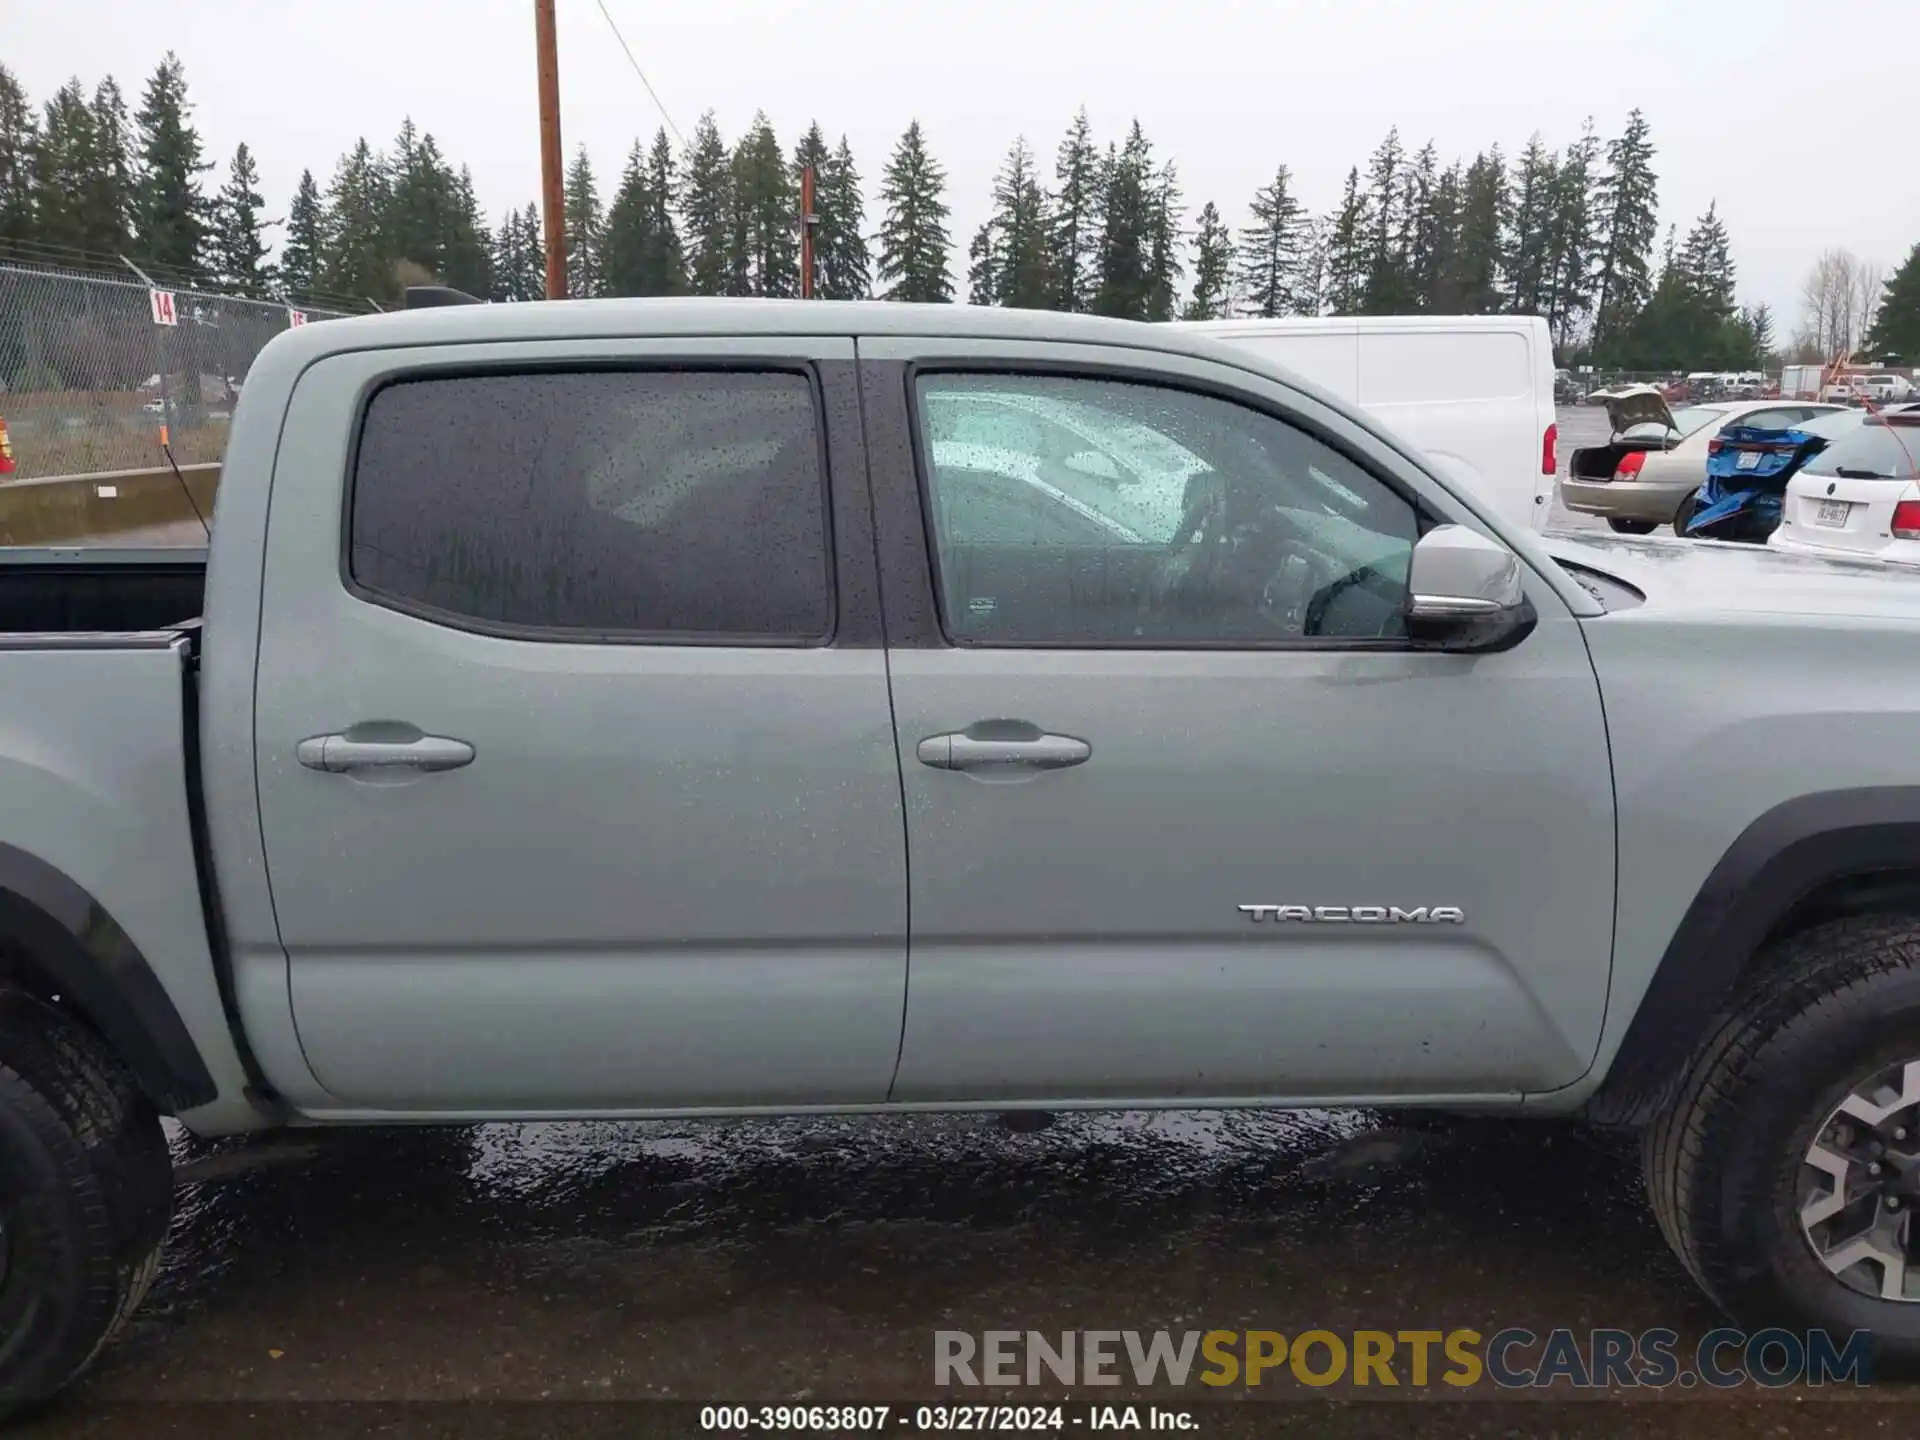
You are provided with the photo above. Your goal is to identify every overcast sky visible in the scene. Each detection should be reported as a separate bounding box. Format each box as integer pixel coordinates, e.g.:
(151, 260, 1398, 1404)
(12, 0, 1913, 328)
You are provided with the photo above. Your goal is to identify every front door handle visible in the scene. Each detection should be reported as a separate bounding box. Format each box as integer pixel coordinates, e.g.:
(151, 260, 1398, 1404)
(297, 733, 475, 774)
(917, 730, 1091, 772)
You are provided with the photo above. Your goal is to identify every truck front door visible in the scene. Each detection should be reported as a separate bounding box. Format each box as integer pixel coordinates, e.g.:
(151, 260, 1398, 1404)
(251, 340, 908, 1113)
(857, 340, 1617, 1103)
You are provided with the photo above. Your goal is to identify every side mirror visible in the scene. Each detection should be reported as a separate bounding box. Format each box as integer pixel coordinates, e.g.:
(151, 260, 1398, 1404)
(1405, 524, 1537, 652)
(1063, 449, 1123, 483)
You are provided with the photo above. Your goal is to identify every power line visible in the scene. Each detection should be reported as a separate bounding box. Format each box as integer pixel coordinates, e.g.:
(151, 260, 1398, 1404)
(593, 0, 686, 149)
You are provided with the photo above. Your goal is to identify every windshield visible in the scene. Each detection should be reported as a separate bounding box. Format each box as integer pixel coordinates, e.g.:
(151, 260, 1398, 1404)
(1801, 422, 1920, 480)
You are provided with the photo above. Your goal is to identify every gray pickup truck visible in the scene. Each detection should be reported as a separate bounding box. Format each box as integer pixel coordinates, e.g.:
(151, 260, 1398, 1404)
(9, 297, 1920, 1409)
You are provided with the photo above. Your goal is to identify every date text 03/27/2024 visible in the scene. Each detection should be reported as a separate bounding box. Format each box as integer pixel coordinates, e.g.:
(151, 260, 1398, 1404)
(700, 1406, 1192, 1432)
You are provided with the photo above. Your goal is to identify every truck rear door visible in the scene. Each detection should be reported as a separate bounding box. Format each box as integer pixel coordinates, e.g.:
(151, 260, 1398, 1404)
(250, 339, 908, 1113)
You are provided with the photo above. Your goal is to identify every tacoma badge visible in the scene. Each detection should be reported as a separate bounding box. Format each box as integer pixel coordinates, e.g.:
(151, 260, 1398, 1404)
(1238, 905, 1467, 924)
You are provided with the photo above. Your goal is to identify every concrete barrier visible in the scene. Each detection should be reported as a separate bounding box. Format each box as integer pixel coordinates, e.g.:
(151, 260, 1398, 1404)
(0, 463, 219, 547)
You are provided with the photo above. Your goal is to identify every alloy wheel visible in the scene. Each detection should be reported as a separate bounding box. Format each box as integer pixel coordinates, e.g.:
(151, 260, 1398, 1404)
(1800, 1059, 1920, 1301)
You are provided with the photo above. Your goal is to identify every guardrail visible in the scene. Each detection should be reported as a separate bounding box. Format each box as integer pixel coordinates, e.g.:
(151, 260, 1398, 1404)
(0, 463, 218, 547)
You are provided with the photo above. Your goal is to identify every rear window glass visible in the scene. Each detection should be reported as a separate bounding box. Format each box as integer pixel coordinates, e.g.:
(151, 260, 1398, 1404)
(1801, 422, 1920, 480)
(1798, 410, 1866, 441)
(1665, 406, 1719, 437)
(349, 369, 832, 641)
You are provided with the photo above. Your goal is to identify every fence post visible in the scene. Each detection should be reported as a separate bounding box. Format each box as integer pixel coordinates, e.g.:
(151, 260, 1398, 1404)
(118, 254, 173, 444)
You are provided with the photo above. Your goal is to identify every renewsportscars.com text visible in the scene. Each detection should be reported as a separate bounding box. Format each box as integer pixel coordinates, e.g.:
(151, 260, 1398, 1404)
(934, 1327, 1874, 1390)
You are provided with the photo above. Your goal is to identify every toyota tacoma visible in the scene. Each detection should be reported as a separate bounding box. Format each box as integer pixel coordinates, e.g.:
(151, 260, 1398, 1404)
(6, 298, 1920, 1408)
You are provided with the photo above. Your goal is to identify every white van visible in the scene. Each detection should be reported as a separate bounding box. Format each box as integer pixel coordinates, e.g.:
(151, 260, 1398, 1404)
(1169, 315, 1559, 533)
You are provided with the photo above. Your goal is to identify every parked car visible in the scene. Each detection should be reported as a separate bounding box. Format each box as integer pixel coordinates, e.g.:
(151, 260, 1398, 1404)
(1769, 407, 1920, 564)
(1172, 315, 1559, 533)
(1560, 387, 1846, 532)
(23, 298, 1920, 1408)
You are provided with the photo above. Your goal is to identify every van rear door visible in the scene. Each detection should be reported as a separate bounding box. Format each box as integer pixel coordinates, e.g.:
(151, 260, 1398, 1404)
(1353, 319, 1554, 534)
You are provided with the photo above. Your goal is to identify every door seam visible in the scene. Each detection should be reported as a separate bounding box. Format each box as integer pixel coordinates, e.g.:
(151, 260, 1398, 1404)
(855, 344, 916, 1101)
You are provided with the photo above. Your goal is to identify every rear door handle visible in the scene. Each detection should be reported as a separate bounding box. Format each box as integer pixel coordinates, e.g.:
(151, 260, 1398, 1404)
(297, 734, 475, 774)
(917, 731, 1091, 772)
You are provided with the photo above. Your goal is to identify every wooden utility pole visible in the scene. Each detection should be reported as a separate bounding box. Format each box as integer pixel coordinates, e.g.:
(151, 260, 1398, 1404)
(799, 165, 817, 299)
(534, 0, 568, 299)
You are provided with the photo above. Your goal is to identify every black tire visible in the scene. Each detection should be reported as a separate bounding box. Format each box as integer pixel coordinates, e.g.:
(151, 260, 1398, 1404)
(1644, 915, 1920, 1374)
(1672, 495, 1699, 537)
(0, 987, 173, 1419)
(1607, 518, 1658, 535)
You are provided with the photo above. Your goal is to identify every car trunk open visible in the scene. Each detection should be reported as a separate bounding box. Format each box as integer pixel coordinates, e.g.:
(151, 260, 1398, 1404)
(1568, 385, 1685, 482)
(1568, 438, 1680, 482)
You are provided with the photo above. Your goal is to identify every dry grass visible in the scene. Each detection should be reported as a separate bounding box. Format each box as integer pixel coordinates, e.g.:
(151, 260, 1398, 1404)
(2, 420, 228, 481)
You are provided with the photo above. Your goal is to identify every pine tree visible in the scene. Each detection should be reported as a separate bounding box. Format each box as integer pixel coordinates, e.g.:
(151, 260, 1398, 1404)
(132, 52, 212, 279)
(278, 169, 325, 300)
(1360, 128, 1414, 313)
(1678, 200, 1736, 318)
(30, 82, 105, 259)
(0, 65, 34, 248)
(1543, 120, 1600, 345)
(815, 135, 870, 300)
(1235, 164, 1306, 319)
(1591, 109, 1659, 360)
(1746, 300, 1776, 360)
(1865, 243, 1920, 360)
(384, 119, 459, 283)
(1321, 167, 1370, 316)
(1184, 201, 1232, 319)
(876, 120, 951, 303)
(1051, 108, 1102, 312)
(562, 144, 603, 297)
(84, 78, 135, 259)
(603, 135, 686, 296)
(210, 142, 272, 294)
(1446, 148, 1506, 314)
(318, 137, 391, 304)
(731, 112, 797, 298)
(1092, 123, 1155, 320)
(979, 137, 1054, 309)
(488, 208, 521, 300)
(1144, 160, 1183, 322)
(1295, 216, 1327, 317)
(1400, 143, 1442, 311)
(646, 130, 688, 293)
(1619, 224, 1691, 370)
(1417, 160, 1464, 311)
(442, 164, 492, 297)
(489, 204, 546, 301)
(679, 111, 733, 297)
(1502, 135, 1557, 319)
(966, 222, 998, 306)
(522, 202, 547, 298)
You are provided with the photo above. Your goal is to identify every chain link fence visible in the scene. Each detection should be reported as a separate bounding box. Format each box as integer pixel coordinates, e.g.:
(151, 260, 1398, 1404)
(0, 263, 356, 480)
(1558, 368, 1791, 406)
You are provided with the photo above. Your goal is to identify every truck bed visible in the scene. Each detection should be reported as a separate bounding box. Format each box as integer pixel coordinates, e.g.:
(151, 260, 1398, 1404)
(0, 547, 206, 634)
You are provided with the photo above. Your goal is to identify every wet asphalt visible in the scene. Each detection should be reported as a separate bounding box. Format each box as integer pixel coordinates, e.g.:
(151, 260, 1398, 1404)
(28, 1111, 1914, 1438)
(33, 407, 1896, 1437)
